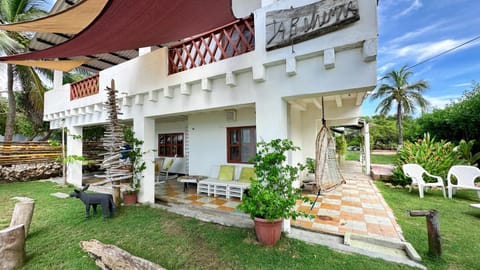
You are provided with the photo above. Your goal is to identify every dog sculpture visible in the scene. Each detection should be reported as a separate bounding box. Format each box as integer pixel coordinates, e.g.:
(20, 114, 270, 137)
(69, 184, 115, 220)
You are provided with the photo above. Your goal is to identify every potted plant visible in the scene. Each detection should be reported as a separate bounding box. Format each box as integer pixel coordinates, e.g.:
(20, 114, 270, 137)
(122, 127, 146, 205)
(305, 157, 315, 181)
(238, 139, 312, 246)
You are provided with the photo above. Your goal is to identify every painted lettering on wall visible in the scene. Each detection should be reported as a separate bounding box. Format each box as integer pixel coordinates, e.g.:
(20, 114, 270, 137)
(266, 0, 360, 50)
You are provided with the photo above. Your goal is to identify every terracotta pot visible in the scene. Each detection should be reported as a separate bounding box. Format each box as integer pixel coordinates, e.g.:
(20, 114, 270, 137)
(123, 192, 137, 205)
(253, 217, 283, 246)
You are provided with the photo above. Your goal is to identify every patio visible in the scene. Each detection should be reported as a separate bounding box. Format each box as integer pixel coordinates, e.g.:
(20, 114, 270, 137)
(154, 160, 404, 242)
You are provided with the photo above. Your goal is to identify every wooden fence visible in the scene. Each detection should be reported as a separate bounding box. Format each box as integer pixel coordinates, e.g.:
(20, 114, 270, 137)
(0, 142, 62, 166)
(0, 141, 104, 166)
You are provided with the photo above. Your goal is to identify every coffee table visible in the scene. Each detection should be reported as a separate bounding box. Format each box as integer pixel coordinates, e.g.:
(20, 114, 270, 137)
(177, 175, 207, 192)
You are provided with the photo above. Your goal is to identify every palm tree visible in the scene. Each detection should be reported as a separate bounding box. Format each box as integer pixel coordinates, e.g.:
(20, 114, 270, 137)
(371, 65, 429, 147)
(0, 0, 49, 141)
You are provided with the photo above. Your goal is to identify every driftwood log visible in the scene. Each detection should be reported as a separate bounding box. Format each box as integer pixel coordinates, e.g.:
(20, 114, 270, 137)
(9, 200, 35, 238)
(80, 239, 165, 270)
(0, 224, 26, 270)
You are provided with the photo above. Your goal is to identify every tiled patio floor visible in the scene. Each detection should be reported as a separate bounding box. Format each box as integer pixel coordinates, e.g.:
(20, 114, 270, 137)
(154, 161, 404, 242)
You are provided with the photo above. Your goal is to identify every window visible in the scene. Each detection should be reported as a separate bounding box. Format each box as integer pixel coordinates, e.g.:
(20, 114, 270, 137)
(227, 126, 256, 163)
(158, 133, 184, 157)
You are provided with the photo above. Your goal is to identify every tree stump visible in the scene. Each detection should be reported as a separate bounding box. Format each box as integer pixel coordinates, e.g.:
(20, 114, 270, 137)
(80, 239, 165, 270)
(10, 200, 35, 238)
(0, 224, 26, 270)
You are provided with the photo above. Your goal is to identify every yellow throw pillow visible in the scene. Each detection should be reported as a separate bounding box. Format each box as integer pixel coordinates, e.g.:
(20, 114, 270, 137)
(218, 165, 235, 181)
(164, 159, 174, 169)
(239, 167, 256, 183)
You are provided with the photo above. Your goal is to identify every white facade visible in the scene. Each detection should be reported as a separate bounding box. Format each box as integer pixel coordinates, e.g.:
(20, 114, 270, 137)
(44, 0, 378, 203)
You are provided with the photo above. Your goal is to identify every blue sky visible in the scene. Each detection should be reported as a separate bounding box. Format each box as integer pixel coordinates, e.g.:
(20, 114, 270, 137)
(4, 0, 479, 114)
(362, 0, 480, 116)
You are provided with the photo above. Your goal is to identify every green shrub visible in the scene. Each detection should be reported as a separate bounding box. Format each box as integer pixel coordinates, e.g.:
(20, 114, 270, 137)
(238, 139, 312, 221)
(392, 133, 466, 186)
(305, 157, 315, 173)
(456, 139, 480, 165)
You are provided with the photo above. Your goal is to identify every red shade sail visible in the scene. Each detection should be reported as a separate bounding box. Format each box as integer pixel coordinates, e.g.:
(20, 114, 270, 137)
(0, 0, 108, 34)
(0, 0, 235, 62)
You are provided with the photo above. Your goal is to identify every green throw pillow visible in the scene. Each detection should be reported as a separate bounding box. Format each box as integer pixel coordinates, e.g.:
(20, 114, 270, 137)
(239, 167, 256, 183)
(218, 165, 235, 181)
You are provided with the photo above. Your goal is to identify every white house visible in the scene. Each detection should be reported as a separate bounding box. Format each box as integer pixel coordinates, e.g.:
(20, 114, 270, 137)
(36, 0, 377, 203)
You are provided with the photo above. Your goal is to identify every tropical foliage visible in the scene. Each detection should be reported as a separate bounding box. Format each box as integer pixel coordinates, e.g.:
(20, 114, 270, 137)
(123, 126, 146, 192)
(367, 115, 398, 150)
(0, 0, 50, 141)
(417, 82, 480, 148)
(392, 133, 465, 186)
(371, 65, 429, 147)
(335, 135, 347, 164)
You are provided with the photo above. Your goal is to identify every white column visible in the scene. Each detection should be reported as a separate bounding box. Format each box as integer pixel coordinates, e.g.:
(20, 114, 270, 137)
(255, 96, 288, 142)
(133, 116, 155, 204)
(66, 126, 83, 187)
(255, 96, 292, 233)
(53, 70, 63, 90)
(363, 122, 371, 176)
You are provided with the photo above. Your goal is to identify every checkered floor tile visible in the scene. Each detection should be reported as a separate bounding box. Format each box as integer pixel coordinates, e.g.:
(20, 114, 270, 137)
(154, 161, 404, 242)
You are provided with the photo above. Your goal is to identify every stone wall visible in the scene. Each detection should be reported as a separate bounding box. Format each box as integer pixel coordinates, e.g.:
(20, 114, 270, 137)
(0, 162, 62, 183)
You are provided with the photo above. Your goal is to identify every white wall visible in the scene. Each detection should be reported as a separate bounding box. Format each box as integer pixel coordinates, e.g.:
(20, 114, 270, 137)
(188, 107, 256, 176)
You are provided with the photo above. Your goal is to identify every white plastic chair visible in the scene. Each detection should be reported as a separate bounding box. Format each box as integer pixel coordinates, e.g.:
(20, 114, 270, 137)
(402, 164, 446, 198)
(447, 165, 480, 199)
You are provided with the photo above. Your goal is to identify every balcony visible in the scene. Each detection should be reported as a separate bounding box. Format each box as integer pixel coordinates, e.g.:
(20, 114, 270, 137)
(168, 16, 255, 75)
(70, 74, 99, 100)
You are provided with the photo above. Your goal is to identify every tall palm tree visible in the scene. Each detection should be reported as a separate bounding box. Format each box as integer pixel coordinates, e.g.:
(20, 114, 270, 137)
(0, 0, 49, 141)
(371, 65, 429, 147)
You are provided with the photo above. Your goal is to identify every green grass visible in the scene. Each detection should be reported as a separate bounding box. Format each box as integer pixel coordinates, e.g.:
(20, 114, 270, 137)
(0, 181, 415, 270)
(345, 151, 398, 164)
(377, 182, 480, 270)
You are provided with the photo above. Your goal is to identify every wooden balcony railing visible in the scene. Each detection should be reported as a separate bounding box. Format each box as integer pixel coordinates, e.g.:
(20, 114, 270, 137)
(70, 74, 99, 100)
(168, 16, 255, 75)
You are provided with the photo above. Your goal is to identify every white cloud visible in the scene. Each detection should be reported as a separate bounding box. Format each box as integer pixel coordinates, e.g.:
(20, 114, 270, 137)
(394, 0, 422, 19)
(424, 94, 461, 110)
(451, 82, 472, 88)
(390, 38, 480, 62)
(389, 22, 444, 44)
(378, 62, 396, 75)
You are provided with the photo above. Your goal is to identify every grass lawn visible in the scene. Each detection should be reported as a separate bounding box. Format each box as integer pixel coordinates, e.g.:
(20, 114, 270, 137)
(0, 181, 416, 270)
(346, 151, 397, 165)
(377, 181, 480, 270)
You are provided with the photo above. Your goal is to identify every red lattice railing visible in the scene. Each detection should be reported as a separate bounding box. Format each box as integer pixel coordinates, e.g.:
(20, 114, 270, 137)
(70, 74, 99, 100)
(168, 16, 255, 74)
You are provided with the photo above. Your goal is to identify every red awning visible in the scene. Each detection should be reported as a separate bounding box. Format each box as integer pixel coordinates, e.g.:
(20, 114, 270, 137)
(0, 0, 235, 62)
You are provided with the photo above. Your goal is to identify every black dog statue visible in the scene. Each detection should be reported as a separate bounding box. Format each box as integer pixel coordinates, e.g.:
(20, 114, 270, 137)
(69, 184, 115, 220)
